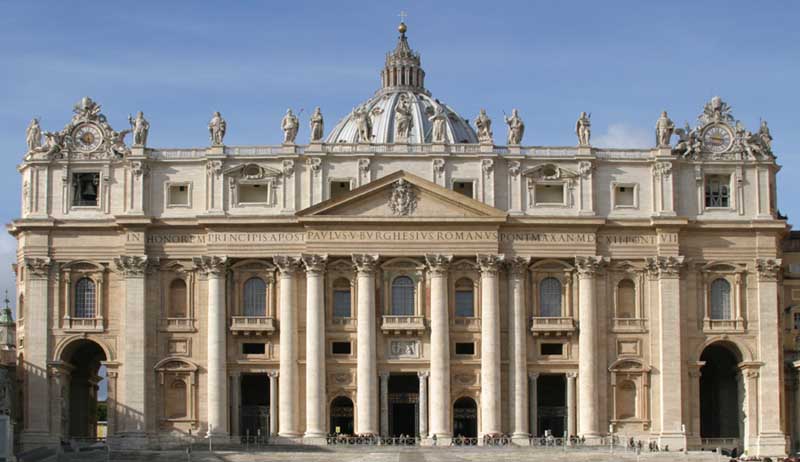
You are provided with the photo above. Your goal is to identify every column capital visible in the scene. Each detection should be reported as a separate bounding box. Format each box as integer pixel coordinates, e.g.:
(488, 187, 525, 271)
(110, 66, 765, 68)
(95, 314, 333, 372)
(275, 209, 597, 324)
(574, 255, 608, 277)
(268, 370, 279, 379)
(114, 255, 158, 277)
(477, 253, 504, 276)
(755, 258, 781, 282)
(379, 372, 391, 380)
(23, 256, 52, 278)
(192, 255, 228, 276)
(274, 255, 302, 276)
(301, 253, 328, 274)
(425, 254, 452, 275)
(644, 255, 685, 279)
(417, 370, 430, 379)
(528, 371, 540, 380)
(506, 256, 531, 278)
(352, 254, 380, 274)
(566, 372, 578, 379)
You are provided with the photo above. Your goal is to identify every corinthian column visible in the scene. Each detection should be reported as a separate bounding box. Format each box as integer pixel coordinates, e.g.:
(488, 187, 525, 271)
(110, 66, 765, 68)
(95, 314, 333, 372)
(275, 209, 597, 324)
(193, 255, 228, 436)
(352, 254, 379, 435)
(507, 257, 530, 440)
(575, 255, 606, 438)
(477, 253, 503, 436)
(425, 254, 452, 438)
(303, 254, 327, 439)
(275, 255, 302, 437)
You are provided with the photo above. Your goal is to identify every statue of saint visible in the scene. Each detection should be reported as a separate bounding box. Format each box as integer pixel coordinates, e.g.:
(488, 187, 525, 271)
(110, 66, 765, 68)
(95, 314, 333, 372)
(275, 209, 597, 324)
(474, 108, 493, 144)
(26, 118, 42, 152)
(354, 106, 372, 143)
(309, 107, 324, 142)
(128, 111, 150, 147)
(504, 109, 525, 145)
(428, 105, 448, 143)
(655, 111, 675, 147)
(576, 112, 591, 146)
(281, 108, 299, 144)
(759, 120, 773, 150)
(394, 94, 413, 143)
(209, 111, 226, 145)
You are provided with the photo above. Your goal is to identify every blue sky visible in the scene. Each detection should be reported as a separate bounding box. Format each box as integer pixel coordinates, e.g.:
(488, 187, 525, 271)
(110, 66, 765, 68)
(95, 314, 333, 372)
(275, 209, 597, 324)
(1, 1, 799, 318)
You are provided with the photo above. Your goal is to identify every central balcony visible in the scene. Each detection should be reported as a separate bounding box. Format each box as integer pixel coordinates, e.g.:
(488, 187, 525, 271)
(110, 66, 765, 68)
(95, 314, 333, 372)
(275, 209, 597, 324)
(381, 315, 426, 335)
(530, 316, 576, 337)
(63, 316, 104, 333)
(229, 316, 276, 336)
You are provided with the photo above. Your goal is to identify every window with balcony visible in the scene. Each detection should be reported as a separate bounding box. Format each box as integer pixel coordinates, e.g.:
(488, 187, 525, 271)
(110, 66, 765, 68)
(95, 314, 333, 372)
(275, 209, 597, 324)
(391, 276, 415, 316)
(243, 277, 267, 316)
(169, 279, 187, 318)
(454, 278, 475, 317)
(710, 278, 732, 320)
(74, 277, 96, 318)
(332, 278, 352, 318)
(539, 277, 562, 317)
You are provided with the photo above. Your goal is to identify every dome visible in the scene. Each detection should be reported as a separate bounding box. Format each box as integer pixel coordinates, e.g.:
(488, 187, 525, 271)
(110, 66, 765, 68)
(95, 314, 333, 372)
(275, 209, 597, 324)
(325, 23, 478, 145)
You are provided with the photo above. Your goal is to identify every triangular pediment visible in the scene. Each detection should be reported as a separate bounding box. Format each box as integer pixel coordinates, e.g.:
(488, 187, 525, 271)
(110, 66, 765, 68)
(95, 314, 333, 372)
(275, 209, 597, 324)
(297, 170, 507, 221)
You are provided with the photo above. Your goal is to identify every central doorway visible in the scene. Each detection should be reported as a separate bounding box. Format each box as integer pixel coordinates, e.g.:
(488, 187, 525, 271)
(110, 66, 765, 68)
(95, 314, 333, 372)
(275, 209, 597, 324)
(453, 397, 478, 438)
(388, 374, 419, 436)
(240, 374, 269, 437)
(537, 374, 566, 437)
(330, 396, 354, 435)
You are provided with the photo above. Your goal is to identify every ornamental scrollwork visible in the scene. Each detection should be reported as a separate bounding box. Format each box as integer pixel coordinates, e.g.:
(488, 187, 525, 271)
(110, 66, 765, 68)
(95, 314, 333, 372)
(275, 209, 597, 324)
(23, 257, 52, 278)
(755, 258, 781, 281)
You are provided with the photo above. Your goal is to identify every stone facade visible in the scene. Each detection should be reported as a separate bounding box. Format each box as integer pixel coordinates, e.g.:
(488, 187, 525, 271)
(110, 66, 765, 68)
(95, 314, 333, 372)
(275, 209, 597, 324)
(8, 23, 791, 458)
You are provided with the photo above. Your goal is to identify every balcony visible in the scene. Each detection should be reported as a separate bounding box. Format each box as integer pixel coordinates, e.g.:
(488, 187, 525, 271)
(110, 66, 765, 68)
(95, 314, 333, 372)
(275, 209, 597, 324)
(703, 318, 746, 334)
(230, 316, 276, 336)
(330, 317, 357, 331)
(530, 316, 576, 337)
(159, 317, 197, 333)
(63, 316, 104, 333)
(611, 318, 648, 333)
(381, 315, 426, 335)
(451, 317, 481, 331)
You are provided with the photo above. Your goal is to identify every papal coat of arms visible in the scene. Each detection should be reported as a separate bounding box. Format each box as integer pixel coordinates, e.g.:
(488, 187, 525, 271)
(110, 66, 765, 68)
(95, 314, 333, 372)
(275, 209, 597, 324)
(389, 179, 417, 216)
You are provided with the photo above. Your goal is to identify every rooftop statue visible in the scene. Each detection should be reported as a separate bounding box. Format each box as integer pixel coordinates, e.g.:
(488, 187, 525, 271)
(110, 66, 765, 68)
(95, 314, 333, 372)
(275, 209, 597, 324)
(282, 108, 299, 144)
(128, 111, 150, 147)
(26, 118, 42, 152)
(504, 109, 525, 145)
(309, 107, 324, 142)
(576, 112, 591, 146)
(354, 105, 372, 143)
(759, 120, 773, 150)
(429, 105, 448, 143)
(475, 109, 493, 144)
(394, 94, 413, 143)
(655, 111, 675, 147)
(673, 122, 700, 158)
(209, 111, 226, 146)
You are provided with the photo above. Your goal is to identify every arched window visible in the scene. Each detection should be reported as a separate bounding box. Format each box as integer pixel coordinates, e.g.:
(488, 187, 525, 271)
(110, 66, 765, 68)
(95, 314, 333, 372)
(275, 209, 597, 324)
(74, 278, 96, 318)
(616, 380, 637, 419)
(539, 277, 562, 317)
(332, 278, 352, 318)
(391, 276, 415, 316)
(169, 279, 187, 318)
(243, 277, 267, 316)
(710, 279, 732, 320)
(165, 379, 188, 419)
(454, 278, 475, 317)
(617, 279, 636, 318)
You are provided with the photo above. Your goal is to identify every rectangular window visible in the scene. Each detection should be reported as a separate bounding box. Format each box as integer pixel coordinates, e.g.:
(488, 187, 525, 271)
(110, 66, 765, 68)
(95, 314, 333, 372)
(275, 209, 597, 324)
(167, 183, 190, 206)
(790, 264, 800, 274)
(332, 341, 352, 355)
(540, 343, 564, 356)
(455, 342, 475, 355)
(705, 175, 730, 208)
(330, 180, 351, 200)
(454, 290, 475, 317)
(614, 185, 635, 207)
(535, 184, 565, 204)
(72, 172, 100, 206)
(453, 181, 474, 198)
(242, 343, 265, 355)
(333, 289, 351, 318)
(238, 183, 269, 204)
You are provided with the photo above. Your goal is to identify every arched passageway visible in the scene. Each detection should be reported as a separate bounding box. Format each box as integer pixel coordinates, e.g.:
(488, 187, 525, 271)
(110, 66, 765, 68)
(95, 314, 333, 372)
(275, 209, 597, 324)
(60, 339, 108, 438)
(700, 343, 742, 439)
(330, 396, 354, 435)
(453, 397, 478, 438)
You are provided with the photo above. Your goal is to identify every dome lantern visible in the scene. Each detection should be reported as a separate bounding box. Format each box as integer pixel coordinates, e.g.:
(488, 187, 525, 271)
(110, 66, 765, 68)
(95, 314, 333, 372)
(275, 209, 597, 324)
(381, 22, 426, 92)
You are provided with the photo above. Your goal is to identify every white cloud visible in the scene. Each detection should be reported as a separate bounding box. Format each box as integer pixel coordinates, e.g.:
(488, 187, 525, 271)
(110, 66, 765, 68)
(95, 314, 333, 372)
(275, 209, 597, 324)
(593, 123, 652, 149)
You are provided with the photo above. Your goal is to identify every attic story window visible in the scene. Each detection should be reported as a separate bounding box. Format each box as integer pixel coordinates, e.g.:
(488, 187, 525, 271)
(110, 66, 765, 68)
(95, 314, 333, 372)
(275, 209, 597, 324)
(534, 184, 565, 204)
(453, 181, 474, 198)
(238, 183, 269, 204)
(330, 180, 351, 200)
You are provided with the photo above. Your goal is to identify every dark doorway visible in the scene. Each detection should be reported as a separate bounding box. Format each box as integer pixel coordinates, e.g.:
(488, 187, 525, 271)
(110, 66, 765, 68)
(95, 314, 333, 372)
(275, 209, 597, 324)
(61, 339, 107, 438)
(700, 344, 741, 438)
(537, 374, 566, 437)
(330, 396, 354, 435)
(240, 374, 269, 437)
(453, 397, 478, 438)
(388, 374, 418, 436)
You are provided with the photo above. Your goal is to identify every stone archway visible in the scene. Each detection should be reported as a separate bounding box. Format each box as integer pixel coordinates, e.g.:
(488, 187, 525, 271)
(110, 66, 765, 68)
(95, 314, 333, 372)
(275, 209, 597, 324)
(330, 396, 354, 435)
(59, 339, 108, 438)
(699, 342, 743, 441)
(453, 397, 478, 438)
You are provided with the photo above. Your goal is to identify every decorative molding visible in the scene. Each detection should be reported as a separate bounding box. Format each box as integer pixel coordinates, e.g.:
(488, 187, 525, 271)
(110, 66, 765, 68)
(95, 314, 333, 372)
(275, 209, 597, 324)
(388, 339, 420, 358)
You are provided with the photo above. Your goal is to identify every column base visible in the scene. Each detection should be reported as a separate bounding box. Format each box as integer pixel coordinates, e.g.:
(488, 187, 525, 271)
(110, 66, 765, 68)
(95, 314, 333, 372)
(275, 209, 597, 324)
(303, 432, 328, 445)
(754, 432, 788, 458)
(421, 435, 451, 446)
(657, 432, 687, 452)
(271, 435, 304, 445)
(511, 434, 531, 445)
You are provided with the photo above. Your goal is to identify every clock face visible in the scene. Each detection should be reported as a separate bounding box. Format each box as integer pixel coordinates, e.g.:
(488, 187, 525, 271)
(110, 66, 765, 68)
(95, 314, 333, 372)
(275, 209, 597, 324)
(702, 125, 733, 153)
(73, 123, 103, 152)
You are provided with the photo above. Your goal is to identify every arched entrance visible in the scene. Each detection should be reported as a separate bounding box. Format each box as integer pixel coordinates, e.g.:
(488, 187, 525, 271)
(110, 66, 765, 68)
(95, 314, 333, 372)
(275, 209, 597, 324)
(330, 396, 354, 435)
(453, 397, 478, 438)
(60, 339, 108, 438)
(700, 343, 742, 440)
